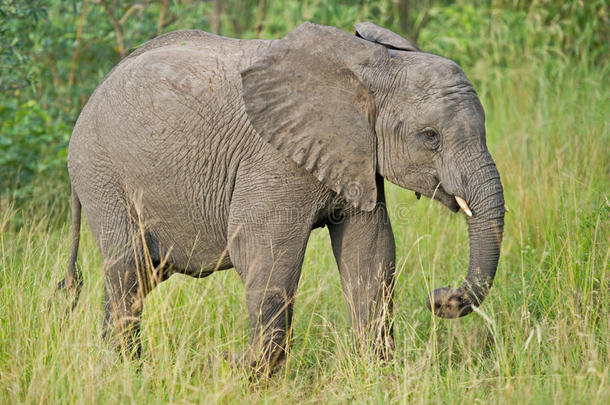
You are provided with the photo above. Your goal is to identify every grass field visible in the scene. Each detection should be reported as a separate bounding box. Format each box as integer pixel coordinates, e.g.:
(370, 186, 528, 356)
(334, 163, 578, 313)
(1, 20, 609, 405)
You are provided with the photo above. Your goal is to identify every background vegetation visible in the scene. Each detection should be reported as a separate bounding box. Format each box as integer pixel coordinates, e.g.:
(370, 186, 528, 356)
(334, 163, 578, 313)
(1, 0, 608, 403)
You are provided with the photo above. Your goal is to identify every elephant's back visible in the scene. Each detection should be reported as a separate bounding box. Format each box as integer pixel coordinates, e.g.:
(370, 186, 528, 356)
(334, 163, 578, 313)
(69, 29, 271, 155)
(91, 29, 272, 94)
(69, 29, 269, 179)
(85, 31, 270, 188)
(128, 30, 234, 59)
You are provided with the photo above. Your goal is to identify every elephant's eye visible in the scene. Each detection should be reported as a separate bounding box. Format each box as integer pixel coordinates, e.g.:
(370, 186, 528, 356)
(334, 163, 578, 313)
(424, 129, 438, 138)
(420, 128, 441, 149)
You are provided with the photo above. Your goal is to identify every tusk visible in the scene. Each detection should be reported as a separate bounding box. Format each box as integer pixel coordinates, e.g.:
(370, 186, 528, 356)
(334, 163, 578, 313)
(455, 196, 472, 217)
(504, 204, 509, 212)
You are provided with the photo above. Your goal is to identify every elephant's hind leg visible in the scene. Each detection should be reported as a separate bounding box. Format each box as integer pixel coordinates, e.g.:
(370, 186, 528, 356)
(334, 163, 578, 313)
(102, 258, 145, 358)
(93, 197, 161, 358)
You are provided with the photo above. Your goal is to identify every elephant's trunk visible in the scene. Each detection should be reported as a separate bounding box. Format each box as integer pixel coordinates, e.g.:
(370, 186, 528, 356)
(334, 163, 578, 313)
(427, 156, 505, 318)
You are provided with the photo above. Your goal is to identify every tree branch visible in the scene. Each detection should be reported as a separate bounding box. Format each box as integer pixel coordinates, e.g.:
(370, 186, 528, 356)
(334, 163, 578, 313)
(119, 3, 145, 25)
(254, 0, 267, 38)
(95, 0, 126, 58)
(209, 0, 222, 34)
(47, 54, 64, 88)
(69, 0, 89, 87)
(157, 0, 169, 36)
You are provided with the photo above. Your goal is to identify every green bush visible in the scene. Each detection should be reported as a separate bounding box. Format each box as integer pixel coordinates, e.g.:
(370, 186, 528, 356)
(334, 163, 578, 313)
(0, 99, 70, 199)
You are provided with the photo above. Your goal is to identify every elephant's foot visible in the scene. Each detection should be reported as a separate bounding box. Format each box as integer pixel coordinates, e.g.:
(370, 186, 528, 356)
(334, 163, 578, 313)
(103, 316, 143, 360)
(352, 323, 395, 362)
(204, 347, 286, 378)
(237, 342, 287, 380)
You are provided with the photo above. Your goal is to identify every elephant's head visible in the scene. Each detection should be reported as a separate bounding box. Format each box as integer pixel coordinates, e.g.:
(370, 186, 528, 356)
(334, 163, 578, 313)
(241, 22, 505, 318)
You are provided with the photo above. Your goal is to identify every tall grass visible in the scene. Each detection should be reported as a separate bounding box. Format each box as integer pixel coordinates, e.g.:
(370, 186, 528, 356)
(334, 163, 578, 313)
(1, 7, 608, 405)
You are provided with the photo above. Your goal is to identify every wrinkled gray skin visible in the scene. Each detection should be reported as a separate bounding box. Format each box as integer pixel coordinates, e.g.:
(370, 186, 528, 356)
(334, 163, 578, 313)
(62, 22, 504, 373)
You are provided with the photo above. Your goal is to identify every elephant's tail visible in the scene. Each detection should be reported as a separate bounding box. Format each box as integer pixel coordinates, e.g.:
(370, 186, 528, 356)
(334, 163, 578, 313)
(57, 188, 83, 309)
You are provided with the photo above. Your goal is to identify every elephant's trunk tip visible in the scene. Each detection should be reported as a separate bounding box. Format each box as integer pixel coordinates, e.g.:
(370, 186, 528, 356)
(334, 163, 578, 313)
(425, 286, 475, 318)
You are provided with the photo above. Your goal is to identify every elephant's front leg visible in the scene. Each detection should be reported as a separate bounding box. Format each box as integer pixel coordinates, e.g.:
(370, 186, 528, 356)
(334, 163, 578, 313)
(227, 199, 312, 376)
(328, 200, 396, 358)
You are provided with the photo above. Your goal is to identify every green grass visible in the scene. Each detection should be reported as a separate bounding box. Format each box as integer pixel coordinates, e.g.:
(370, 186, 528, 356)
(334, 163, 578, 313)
(1, 49, 609, 405)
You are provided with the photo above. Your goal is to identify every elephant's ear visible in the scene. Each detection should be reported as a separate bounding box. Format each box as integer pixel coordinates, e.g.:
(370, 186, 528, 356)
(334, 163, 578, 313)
(241, 22, 387, 211)
(355, 22, 420, 52)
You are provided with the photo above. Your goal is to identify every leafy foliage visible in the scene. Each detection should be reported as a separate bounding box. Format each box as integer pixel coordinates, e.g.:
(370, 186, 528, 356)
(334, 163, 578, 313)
(0, 99, 69, 198)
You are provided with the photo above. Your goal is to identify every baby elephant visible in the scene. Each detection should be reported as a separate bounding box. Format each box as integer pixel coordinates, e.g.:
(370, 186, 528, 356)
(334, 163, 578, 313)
(61, 22, 504, 374)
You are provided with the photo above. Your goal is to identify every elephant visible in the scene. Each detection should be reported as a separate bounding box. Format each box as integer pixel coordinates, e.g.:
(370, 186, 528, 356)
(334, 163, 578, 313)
(60, 22, 505, 373)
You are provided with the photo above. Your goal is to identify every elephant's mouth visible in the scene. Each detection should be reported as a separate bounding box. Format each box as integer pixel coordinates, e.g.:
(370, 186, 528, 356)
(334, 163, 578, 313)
(420, 182, 460, 213)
